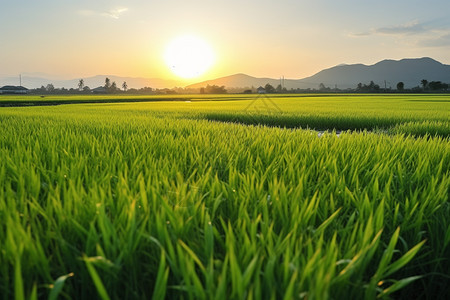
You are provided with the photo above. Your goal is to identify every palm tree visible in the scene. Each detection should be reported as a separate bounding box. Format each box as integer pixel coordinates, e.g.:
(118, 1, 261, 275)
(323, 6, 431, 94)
(122, 81, 128, 92)
(421, 79, 428, 91)
(78, 79, 84, 91)
(104, 78, 111, 89)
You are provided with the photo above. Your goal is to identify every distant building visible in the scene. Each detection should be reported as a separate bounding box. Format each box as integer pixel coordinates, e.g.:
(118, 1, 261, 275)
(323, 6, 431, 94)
(0, 86, 28, 94)
(256, 86, 266, 94)
(91, 86, 107, 94)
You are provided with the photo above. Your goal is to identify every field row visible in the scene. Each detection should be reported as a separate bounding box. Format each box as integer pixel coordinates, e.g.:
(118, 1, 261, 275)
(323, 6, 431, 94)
(1, 94, 449, 137)
(0, 104, 449, 299)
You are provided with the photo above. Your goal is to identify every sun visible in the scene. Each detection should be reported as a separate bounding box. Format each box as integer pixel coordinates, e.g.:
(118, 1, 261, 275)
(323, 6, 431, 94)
(164, 35, 215, 79)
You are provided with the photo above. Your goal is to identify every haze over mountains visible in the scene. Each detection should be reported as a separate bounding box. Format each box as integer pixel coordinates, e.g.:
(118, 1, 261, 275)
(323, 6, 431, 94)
(1, 57, 449, 90)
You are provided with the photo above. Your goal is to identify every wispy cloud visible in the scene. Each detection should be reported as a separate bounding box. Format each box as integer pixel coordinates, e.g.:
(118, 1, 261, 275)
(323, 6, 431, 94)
(376, 21, 426, 35)
(77, 7, 128, 19)
(348, 19, 450, 48)
(348, 31, 371, 37)
(350, 21, 427, 37)
(102, 8, 128, 19)
(419, 33, 450, 47)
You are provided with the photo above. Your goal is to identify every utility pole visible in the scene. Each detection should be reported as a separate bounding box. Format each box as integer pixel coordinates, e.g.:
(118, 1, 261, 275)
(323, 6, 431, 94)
(280, 76, 285, 91)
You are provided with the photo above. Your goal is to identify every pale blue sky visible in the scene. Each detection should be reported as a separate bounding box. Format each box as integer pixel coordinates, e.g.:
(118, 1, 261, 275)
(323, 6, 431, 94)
(1, 0, 449, 81)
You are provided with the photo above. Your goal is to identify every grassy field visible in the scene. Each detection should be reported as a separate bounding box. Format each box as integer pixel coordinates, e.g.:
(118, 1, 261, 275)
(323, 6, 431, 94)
(0, 94, 449, 299)
(1, 94, 449, 136)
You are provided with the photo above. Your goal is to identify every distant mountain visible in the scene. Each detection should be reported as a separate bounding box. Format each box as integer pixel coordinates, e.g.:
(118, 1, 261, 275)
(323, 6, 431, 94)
(0, 75, 185, 89)
(2, 57, 449, 90)
(186, 73, 295, 89)
(188, 57, 450, 90)
(298, 57, 450, 89)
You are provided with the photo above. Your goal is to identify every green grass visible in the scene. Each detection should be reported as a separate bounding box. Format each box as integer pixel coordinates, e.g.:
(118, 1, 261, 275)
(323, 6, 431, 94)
(0, 94, 449, 299)
(2, 94, 448, 135)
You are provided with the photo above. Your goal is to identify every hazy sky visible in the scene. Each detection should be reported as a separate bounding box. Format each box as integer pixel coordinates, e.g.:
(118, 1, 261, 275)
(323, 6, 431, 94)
(1, 0, 450, 82)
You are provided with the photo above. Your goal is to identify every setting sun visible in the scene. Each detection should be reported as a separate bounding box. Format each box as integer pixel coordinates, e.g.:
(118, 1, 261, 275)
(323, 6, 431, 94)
(164, 35, 215, 79)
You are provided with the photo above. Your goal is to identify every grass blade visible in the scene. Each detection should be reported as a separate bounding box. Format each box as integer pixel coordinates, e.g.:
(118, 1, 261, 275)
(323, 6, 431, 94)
(83, 255, 111, 300)
(152, 251, 170, 300)
(48, 273, 74, 300)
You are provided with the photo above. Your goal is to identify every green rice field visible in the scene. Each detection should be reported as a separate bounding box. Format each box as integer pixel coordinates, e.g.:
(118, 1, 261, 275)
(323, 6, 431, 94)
(0, 94, 449, 299)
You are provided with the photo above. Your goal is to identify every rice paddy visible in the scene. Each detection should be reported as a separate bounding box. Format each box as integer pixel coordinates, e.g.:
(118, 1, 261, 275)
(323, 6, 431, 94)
(0, 94, 449, 299)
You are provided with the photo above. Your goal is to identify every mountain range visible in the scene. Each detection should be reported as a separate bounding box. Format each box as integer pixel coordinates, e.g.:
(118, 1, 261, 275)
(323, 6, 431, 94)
(187, 57, 450, 90)
(1, 57, 449, 90)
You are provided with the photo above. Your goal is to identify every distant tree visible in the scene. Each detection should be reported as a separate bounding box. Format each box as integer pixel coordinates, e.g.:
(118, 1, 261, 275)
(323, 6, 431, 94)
(276, 84, 283, 93)
(368, 81, 380, 92)
(357, 83, 363, 91)
(264, 83, 275, 93)
(78, 79, 84, 91)
(204, 84, 227, 94)
(83, 86, 91, 92)
(411, 86, 422, 92)
(104, 78, 111, 89)
(110, 81, 117, 93)
(140, 87, 153, 94)
(122, 81, 128, 92)
(355, 81, 381, 92)
(421, 79, 428, 91)
(200, 87, 205, 94)
(46, 83, 55, 92)
(396, 82, 404, 91)
(319, 83, 326, 91)
(428, 81, 449, 91)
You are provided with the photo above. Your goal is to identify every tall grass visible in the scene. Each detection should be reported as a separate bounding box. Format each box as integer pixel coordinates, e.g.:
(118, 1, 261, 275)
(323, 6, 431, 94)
(0, 98, 449, 299)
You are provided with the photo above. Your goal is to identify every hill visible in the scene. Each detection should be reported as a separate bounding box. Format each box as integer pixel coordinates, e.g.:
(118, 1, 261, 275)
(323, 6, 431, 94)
(186, 73, 299, 90)
(298, 57, 450, 89)
(188, 57, 450, 90)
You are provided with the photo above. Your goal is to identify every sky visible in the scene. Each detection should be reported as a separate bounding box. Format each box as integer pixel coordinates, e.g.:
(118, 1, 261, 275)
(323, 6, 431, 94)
(1, 0, 450, 83)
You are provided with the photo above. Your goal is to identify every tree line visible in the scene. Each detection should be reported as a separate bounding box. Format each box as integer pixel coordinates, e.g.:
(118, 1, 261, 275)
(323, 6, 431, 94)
(28, 78, 449, 95)
(354, 79, 449, 93)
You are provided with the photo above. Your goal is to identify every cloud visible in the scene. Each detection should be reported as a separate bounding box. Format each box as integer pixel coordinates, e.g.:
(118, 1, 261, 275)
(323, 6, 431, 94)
(348, 31, 371, 37)
(351, 21, 427, 37)
(348, 19, 450, 49)
(419, 33, 450, 47)
(375, 21, 426, 35)
(102, 7, 128, 19)
(78, 7, 128, 19)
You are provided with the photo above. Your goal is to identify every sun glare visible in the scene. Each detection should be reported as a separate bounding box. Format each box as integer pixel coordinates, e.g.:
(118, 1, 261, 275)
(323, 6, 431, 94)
(164, 35, 215, 79)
